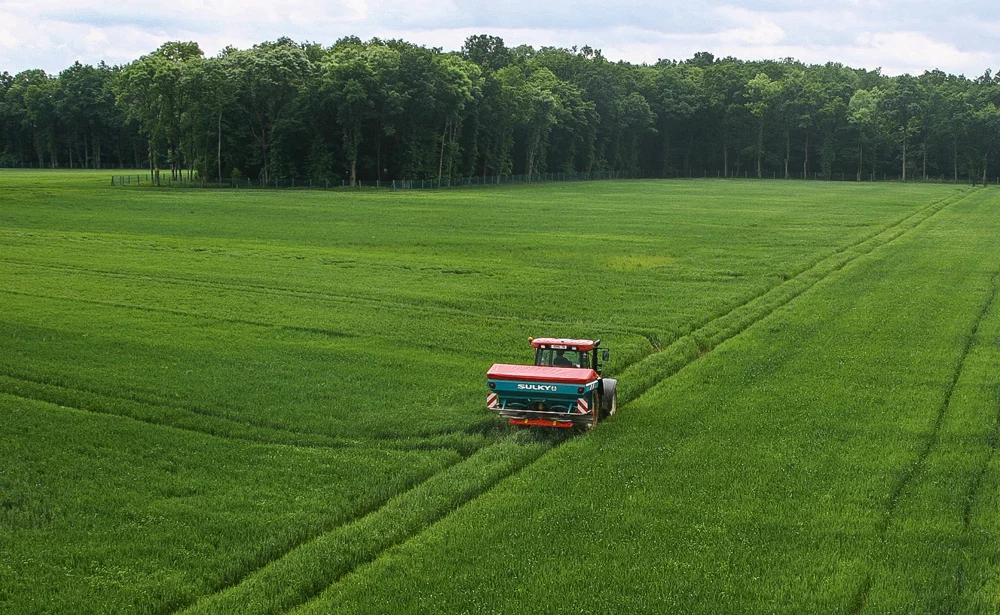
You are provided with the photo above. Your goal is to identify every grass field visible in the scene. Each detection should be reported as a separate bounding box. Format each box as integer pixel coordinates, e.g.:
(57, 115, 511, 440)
(2, 170, 997, 612)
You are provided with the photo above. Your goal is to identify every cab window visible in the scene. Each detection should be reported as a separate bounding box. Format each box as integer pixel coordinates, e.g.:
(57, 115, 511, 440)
(536, 348, 587, 368)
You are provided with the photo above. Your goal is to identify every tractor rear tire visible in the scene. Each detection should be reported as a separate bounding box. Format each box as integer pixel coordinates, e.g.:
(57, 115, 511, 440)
(600, 378, 618, 419)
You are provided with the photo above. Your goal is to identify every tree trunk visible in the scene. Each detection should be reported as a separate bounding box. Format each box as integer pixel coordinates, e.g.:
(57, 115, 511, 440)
(953, 138, 959, 182)
(261, 126, 268, 184)
(803, 133, 809, 178)
(901, 134, 907, 181)
(438, 121, 449, 182)
(922, 139, 927, 180)
(756, 122, 763, 179)
(446, 121, 458, 179)
(376, 118, 382, 182)
(857, 139, 863, 182)
(217, 111, 223, 184)
(784, 129, 790, 179)
(723, 140, 729, 178)
(526, 137, 536, 182)
(189, 128, 195, 182)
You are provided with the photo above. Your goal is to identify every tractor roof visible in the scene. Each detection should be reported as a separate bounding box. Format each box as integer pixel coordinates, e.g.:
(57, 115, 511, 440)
(530, 338, 598, 351)
(487, 364, 600, 384)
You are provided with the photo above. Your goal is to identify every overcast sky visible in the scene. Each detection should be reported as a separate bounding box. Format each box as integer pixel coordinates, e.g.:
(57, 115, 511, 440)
(2, 0, 999, 77)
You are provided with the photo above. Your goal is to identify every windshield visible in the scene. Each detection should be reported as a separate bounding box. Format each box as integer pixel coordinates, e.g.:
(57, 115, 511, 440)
(536, 348, 589, 369)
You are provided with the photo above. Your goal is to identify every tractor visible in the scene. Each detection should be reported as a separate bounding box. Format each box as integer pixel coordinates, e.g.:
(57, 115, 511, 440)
(486, 338, 617, 429)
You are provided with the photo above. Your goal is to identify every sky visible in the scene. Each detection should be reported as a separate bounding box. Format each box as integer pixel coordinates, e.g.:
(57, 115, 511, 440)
(2, 0, 999, 77)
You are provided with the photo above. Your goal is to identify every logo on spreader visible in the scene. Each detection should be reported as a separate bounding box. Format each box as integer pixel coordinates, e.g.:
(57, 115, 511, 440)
(516, 384, 558, 391)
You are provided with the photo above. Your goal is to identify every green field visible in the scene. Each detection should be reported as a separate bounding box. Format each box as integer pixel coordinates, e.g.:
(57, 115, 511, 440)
(2, 170, 998, 613)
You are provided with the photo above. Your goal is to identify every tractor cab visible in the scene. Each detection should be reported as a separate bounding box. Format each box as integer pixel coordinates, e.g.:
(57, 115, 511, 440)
(531, 338, 610, 375)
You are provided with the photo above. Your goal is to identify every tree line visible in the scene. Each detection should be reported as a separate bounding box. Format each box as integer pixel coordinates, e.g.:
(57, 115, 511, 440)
(3, 35, 1000, 184)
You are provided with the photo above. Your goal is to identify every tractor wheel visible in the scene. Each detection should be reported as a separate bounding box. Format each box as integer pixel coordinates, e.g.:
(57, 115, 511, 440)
(600, 379, 618, 419)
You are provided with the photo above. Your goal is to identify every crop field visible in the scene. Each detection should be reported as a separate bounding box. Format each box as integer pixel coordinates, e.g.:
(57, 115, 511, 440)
(2, 170, 998, 613)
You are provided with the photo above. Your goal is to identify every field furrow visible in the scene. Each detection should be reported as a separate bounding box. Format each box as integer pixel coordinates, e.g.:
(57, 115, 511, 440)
(0, 370, 487, 455)
(288, 188, 1000, 614)
(0, 256, 659, 342)
(176, 436, 553, 615)
(880, 270, 1000, 530)
(203, 188, 977, 613)
(617, 187, 972, 403)
(3, 173, 987, 613)
(862, 264, 1000, 613)
(0, 395, 460, 615)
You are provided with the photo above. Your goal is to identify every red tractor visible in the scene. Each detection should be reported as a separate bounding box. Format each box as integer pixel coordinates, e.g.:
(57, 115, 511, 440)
(487, 338, 617, 429)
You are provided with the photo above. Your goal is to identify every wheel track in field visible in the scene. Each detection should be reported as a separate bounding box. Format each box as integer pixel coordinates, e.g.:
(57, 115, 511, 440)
(0, 370, 481, 454)
(0, 285, 357, 341)
(616, 188, 974, 404)
(0, 191, 970, 357)
(170, 435, 556, 615)
(628, 189, 975, 360)
(0, 258, 659, 345)
(877, 271, 1000, 531)
(3, 189, 971, 614)
(0, 190, 967, 428)
(952, 271, 1000, 614)
(960, 273, 1000, 532)
(0, 193, 963, 456)
(850, 269, 1000, 615)
(199, 189, 974, 615)
(0, 387, 479, 615)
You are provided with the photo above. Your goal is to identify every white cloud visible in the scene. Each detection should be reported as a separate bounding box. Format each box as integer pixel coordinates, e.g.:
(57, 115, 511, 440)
(83, 27, 108, 45)
(0, 14, 21, 50)
(712, 6, 787, 45)
(1, 0, 999, 77)
(851, 30, 991, 75)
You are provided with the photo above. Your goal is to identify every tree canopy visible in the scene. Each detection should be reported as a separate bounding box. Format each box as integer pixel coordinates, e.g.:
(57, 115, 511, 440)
(3, 35, 1000, 184)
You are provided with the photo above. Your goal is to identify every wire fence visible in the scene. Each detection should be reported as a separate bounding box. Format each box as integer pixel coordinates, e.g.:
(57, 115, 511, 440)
(111, 169, 999, 189)
(112, 170, 633, 189)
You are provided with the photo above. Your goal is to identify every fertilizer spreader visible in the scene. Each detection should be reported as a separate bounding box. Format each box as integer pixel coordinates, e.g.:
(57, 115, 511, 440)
(487, 338, 617, 429)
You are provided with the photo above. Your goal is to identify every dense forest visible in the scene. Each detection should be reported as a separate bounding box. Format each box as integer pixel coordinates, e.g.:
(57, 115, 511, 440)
(3, 35, 1000, 184)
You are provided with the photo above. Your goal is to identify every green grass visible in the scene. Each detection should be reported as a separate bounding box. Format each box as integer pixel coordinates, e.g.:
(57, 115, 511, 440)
(289, 190, 1000, 613)
(0, 171, 958, 441)
(3, 168, 996, 612)
(0, 394, 458, 614)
